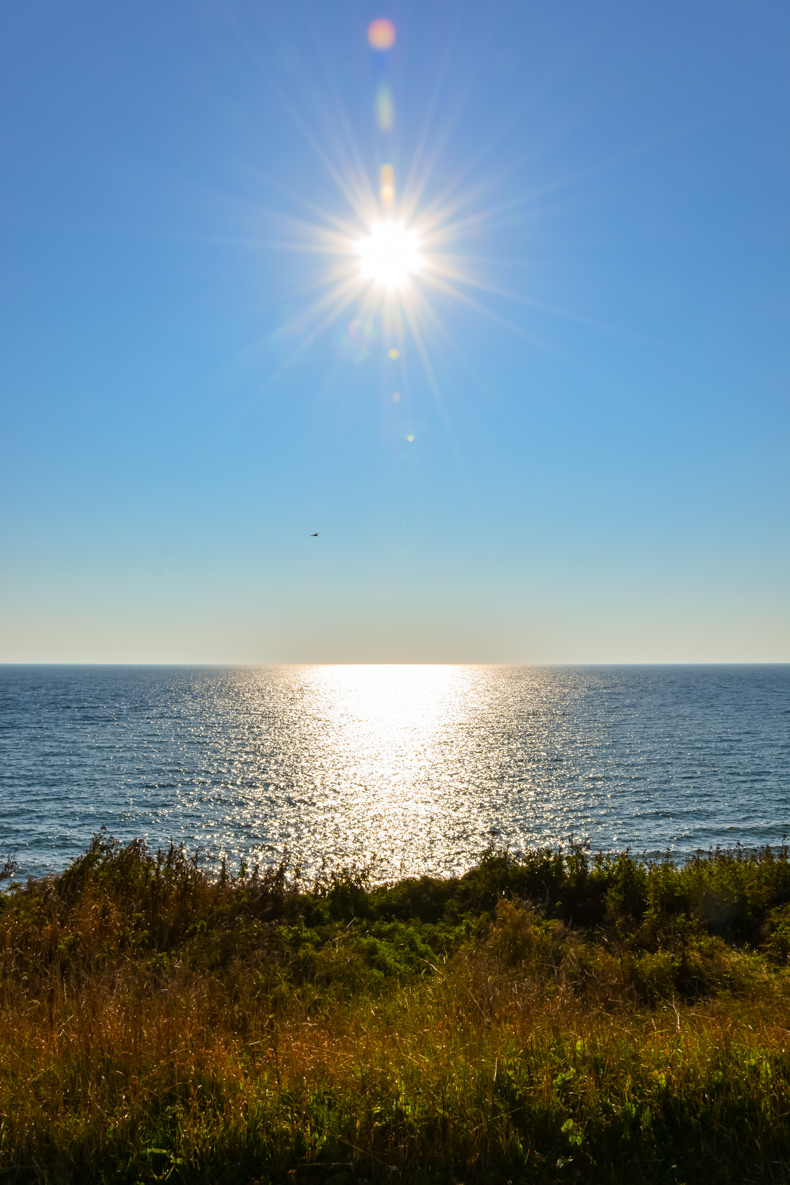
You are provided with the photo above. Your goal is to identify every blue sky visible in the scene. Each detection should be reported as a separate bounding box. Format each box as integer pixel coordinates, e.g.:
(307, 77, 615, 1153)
(1, 0, 788, 663)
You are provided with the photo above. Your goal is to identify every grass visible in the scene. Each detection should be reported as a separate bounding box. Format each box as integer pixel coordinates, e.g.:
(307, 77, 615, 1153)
(2, 834, 790, 1183)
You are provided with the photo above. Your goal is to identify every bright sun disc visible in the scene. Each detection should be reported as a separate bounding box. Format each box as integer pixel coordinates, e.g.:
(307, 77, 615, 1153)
(357, 222, 422, 289)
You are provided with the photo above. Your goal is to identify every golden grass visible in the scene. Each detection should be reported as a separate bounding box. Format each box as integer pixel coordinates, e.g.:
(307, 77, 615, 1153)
(2, 837, 790, 1182)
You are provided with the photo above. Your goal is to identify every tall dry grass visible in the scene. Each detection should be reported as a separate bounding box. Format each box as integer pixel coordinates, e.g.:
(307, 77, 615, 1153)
(2, 835, 790, 1183)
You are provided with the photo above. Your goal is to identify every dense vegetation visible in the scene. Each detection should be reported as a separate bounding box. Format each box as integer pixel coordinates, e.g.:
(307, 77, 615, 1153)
(2, 834, 790, 1183)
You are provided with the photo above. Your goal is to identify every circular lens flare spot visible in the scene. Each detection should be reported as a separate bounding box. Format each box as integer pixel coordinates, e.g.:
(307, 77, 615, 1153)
(332, 317, 377, 362)
(358, 222, 422, 289)
(368, 18, 396, 49)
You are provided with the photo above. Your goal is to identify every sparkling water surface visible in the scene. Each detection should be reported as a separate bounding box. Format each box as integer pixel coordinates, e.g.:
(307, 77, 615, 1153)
(1, 665, 788, 881)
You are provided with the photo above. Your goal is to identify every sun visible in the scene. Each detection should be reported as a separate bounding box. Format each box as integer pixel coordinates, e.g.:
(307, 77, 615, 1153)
(256, 17, 577, 387)
(357, 221, 423, 290)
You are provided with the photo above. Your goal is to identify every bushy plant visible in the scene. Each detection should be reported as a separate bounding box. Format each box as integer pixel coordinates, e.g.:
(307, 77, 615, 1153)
(3, 834, 790, 1183)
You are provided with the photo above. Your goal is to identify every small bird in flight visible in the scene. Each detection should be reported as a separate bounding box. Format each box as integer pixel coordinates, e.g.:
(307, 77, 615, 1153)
(310, 532, 319, 537)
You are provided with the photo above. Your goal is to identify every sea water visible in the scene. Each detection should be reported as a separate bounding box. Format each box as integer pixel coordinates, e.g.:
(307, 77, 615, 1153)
(1, 664, 788, 881)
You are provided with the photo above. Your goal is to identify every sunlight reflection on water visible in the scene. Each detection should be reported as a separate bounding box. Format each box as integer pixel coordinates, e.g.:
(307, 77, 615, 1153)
(1, 664, 788, 881)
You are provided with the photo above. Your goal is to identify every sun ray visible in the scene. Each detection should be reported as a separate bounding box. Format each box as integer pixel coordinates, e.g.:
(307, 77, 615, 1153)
(418, 269, 549, 349)
(425, 254, 636, 337)
(294, 274, 370, 347)
(397, 17, 538, 232)
(408, 283, 490, 400)
(264, 77, 378, 227)
(400, 289, 476, 483)
(398, 60, 473, 223)
(235, 19, 675, 452)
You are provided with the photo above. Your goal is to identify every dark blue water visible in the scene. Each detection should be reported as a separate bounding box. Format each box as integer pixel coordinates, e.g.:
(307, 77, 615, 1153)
(1, 664, 788, 882)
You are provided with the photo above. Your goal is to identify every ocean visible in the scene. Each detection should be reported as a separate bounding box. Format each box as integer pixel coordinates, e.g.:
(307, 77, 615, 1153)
(1, 664, 788, 882)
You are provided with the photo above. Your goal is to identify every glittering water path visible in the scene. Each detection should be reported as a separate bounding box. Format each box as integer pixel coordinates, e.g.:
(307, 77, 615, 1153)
(1, 665, 788, 881)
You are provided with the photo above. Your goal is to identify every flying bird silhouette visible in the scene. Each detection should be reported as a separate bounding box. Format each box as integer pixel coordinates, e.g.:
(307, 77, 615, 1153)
(310, 532, 319, 537)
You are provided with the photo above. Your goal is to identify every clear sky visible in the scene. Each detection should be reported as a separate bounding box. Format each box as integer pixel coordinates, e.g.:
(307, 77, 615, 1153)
(1, 0, 788, 664)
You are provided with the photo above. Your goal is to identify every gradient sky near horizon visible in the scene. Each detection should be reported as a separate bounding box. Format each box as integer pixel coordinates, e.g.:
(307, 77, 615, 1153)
(1, 0, 788, 664)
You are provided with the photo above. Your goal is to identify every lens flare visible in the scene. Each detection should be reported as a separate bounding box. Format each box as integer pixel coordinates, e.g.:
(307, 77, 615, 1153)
(367, 18, 396, 50)
(358, 222, 422, 289)
(380, 163, 395, 210)
(376, 82, 394, 131)
(259, 15, 551, 405)
(332, 317, 377, 361)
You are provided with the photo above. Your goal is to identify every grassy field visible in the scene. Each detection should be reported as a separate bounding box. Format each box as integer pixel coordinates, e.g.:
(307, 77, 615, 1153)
(2, 834, 790, 1183)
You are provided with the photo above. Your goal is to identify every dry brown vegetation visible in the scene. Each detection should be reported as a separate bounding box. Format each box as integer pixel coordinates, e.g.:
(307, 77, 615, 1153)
(2, 835, 790, 1183)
